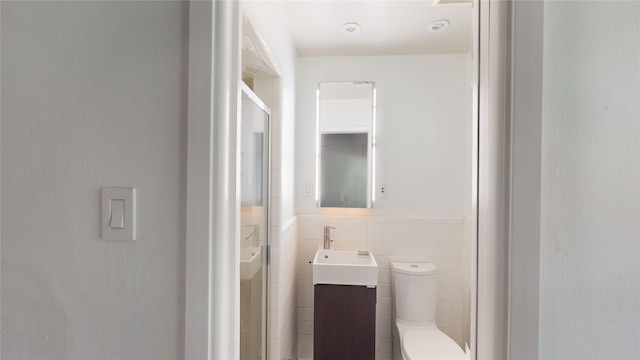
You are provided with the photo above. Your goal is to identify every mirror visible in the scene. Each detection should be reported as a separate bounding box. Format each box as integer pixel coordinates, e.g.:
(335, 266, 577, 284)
(317, 81, 375, 208)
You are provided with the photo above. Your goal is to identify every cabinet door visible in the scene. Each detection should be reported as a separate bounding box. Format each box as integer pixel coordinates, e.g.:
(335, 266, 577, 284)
(314, 284, 376, 360)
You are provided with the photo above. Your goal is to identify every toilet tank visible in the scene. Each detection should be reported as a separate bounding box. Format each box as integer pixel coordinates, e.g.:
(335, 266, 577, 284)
(391, 262, 438, 323)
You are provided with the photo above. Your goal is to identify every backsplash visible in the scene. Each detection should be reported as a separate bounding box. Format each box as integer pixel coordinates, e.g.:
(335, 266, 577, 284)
(296, 214, 471, 360)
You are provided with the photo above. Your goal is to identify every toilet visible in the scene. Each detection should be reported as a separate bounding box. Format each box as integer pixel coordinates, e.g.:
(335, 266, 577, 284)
(391, 262, 468, 360)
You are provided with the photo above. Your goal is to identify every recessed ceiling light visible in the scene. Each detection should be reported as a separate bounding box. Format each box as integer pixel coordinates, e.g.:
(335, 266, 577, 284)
(341, 22, 361, 35)
(428, 19, 450, 33)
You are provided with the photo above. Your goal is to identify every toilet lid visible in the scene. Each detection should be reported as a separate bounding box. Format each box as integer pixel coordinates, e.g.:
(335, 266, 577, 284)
(402, 329, 467, 360)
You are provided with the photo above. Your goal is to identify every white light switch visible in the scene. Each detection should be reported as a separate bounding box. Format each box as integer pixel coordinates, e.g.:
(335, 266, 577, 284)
(109, 199, 125, 229)
(101, 187, 136, 241)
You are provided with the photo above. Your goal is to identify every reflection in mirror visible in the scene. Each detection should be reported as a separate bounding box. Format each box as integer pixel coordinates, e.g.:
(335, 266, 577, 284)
(321, 133, 368, 208)
(241, 131, 264, 206)
(317, 82, 375, 208)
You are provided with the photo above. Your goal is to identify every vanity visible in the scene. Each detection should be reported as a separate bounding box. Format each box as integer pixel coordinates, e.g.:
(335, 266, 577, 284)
(312, 248, 378, 360)
(311, 81, 378, 358)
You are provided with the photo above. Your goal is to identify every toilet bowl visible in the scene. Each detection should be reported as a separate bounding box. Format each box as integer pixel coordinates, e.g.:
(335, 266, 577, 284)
(391, 262, 468, 360)
(394, 322, 467, 360)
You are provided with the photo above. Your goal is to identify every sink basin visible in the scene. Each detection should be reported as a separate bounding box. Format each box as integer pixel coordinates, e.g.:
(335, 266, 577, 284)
(240, 246, 262, 280)
(313, 249, 378, 286)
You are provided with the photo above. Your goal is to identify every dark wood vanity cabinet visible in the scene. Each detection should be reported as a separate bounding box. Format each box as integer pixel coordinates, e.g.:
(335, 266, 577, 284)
(313, 284, 376, 360)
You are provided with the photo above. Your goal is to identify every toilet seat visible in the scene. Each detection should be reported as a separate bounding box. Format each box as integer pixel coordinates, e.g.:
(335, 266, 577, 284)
(401, 328, 467, 360)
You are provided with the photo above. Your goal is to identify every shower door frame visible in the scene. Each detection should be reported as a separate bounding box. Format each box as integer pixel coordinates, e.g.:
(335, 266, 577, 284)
(239, 81, 272, 360)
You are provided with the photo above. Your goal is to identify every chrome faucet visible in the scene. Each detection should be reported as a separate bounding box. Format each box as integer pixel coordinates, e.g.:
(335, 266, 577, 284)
(243, 224, 260, 247)
(323, 226, 335, 249)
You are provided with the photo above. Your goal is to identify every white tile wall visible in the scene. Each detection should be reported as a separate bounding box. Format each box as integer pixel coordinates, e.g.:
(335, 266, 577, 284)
(296, 215, 470, 360)
(268, 217, 298, 360)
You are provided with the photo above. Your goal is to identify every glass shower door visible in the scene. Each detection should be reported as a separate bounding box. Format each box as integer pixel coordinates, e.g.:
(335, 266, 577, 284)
(239, 82, 270, 360)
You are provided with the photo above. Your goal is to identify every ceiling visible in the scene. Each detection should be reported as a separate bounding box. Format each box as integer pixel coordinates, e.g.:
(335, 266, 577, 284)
(280, 0, 473, 57)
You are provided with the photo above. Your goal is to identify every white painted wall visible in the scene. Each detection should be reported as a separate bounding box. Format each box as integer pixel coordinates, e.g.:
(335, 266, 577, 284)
(296, 55, 471, 217)
(241, 1, 299, 359)
(242, 1, 297, 227)
(295, 54, 473, 359)
(539, 1, 640, 358)
(1, 1, 188, 358)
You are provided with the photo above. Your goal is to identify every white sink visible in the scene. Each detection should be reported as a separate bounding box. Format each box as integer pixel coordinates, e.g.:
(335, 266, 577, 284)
(240, 246, 262, 280)
(313, 248, 378, 287)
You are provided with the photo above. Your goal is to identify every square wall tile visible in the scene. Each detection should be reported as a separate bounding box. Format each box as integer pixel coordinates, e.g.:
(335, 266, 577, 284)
(295, 214, 471, 359)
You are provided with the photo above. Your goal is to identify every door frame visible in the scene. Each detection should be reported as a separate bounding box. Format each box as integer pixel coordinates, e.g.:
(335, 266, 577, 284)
(184, 1, 242, 359)
(183, 0, 527, 359)
(507, 1, 544, 358)
(475, 0, 511, 358)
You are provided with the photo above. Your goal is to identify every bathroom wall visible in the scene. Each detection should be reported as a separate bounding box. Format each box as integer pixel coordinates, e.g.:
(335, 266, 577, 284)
(241, 2, 299, 359)
(296, 55, 471, 217)
(1, 1, 188, 358)
(295, 55, 473, 359)
(539, 1, 640, 358)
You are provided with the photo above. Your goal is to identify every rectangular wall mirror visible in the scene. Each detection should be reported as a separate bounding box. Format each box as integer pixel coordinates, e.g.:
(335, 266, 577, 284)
(317, 81, 375, 208)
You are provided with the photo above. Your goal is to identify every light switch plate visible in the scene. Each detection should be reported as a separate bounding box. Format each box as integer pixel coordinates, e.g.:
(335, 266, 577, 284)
(101, 187, 136, 241)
